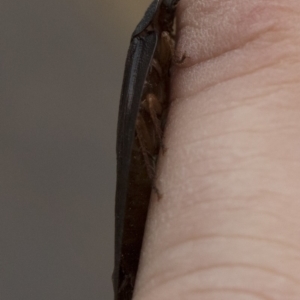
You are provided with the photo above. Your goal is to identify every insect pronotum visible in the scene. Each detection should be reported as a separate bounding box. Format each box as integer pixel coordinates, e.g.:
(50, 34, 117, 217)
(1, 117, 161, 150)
(113, 1, 180, 299)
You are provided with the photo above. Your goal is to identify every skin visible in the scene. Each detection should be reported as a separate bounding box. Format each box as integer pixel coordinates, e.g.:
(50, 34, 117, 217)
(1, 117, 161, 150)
(133, 0, 300, 299)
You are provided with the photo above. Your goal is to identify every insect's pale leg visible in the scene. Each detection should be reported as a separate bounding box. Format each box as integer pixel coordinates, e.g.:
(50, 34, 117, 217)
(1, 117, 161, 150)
(144, 94, 162, 136)
(135, 114, 156, 178)
(136, 113, 162, 199)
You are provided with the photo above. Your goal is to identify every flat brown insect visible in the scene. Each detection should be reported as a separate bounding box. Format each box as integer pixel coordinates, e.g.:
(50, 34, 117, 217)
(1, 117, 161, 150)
(113, 1, 180, 299)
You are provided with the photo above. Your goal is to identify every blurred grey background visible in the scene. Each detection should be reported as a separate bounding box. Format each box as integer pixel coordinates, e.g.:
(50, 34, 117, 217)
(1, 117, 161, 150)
(1, 0, 152, 299)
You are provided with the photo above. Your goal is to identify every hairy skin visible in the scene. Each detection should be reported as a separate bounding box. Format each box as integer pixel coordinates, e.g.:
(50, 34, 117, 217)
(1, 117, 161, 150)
(133, 0, 300, 299)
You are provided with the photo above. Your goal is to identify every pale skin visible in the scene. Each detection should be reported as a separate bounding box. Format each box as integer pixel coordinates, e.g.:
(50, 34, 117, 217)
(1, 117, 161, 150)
(133, 0, 300, 299)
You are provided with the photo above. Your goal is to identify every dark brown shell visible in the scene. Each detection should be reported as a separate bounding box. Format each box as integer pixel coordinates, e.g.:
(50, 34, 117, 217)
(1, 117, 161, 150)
(113, 1, 179, 299)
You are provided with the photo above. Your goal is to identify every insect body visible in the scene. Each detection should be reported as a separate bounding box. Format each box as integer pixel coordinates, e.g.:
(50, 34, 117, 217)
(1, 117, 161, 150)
(113, 1, 179, 299)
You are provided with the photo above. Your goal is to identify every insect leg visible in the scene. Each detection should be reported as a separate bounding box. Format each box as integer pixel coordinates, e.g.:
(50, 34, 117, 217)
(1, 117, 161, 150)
(142, 93, 168, 153)
(173, 51, 188, 64)
(151, 58, 163, 78)
(160, 31, 175, 62)
(135, 113, 156, 178)
(135, 113, 162, 199)
(142, 93, 162, 139)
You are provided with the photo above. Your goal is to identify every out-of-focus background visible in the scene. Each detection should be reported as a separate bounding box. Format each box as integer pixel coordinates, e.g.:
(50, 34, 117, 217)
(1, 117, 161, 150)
(1, 0, 152, 299)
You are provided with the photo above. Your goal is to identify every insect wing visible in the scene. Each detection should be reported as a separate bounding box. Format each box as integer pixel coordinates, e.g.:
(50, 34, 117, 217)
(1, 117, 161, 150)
(132, 0, 161, 37)
(114, 31, 158, 298)
(116, 32, 158, 192)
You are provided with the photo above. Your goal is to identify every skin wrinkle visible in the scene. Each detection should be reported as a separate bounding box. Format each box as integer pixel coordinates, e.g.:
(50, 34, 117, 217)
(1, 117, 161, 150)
(165, 166, 281, 187)
(135, 281, 298, 300)
(138, 263, 300, 297)
(157, 196, 300, 229)
(160, 182, 300, 225)
(165, 133, 300, 167)
(164, 122, 295, 153)
(164, 93, 299, 146)
(169, 126, 299, 148)
(157, 193, 297, 233)
(143, 195, 300, 250)
(161, 119, 300, 184)
(155, 226, 300, 258)
(165, 146, 294, 175)
(171, 52, 294, 101)
(189, 288, 273, 300)
(176, 0, 300, 67)
(134, 289, 271, 300)
(179, 91, 300, 119)
(167, 144, 299, 165)
(175, 24, 278, 67)
(169, 82, 300, 120)
(160, 126, 300, 167)
(172, 23, 300, 100)
(178, 0, 300, 18)
(164, 169, 294, 197)
(161, 150, 271, 169)
(179, 4, 299, 28)
(174, 192, 296, 211)
(151, 234, 300, 272)
(158, 152, 300, 203)
(140, 193, 299, 274)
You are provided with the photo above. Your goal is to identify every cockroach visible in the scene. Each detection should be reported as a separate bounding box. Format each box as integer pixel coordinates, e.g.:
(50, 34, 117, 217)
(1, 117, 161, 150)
(113, 1, 180, 299)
